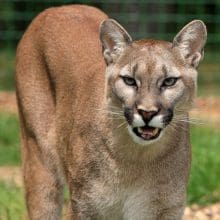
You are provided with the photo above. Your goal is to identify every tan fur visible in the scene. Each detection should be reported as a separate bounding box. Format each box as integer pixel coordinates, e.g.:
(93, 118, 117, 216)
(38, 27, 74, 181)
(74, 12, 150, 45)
(16, 5, 207, 220)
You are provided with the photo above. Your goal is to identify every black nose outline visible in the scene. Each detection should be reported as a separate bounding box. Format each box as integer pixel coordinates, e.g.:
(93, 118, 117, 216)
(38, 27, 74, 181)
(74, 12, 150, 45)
(137, 109, 159, 123)
(163, 109, 173, 125)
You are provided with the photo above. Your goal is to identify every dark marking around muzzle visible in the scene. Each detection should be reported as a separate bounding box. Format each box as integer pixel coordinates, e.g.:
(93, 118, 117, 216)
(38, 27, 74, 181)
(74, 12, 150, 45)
(163, 109, 173, 125)
(124, 107, 134, 125)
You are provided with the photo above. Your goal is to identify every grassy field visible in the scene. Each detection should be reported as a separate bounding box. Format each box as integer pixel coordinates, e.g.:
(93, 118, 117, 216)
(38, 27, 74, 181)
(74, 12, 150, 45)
(0, 50, 15, 91)
(188, 126, 220, 205)
(0, 112, 220, 218)
(0, 181, 25, 220)
(0, 113, 20, 165)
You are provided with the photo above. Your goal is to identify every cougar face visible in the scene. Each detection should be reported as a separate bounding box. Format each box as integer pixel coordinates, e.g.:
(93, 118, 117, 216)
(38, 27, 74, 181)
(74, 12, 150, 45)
(100, 19, 206, 145)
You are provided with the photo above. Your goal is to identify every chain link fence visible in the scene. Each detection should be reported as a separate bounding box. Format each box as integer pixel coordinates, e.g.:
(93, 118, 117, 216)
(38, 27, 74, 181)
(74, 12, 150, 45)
(0, 0, 219, 51)
(0, 0, 219, 92)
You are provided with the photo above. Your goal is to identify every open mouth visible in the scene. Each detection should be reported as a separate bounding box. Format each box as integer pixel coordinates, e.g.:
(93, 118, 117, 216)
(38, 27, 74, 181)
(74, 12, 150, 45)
(133, 126, 162, 140)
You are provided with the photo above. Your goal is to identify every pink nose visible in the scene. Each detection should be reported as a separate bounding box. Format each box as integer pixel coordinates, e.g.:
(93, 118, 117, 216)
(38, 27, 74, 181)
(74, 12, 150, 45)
(137, 109, 158, 122)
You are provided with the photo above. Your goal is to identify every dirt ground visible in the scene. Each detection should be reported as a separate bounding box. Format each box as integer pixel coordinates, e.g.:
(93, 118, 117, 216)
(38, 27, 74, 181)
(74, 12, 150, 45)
(0, 92, 17, 114)
(0, 92, 220, 219)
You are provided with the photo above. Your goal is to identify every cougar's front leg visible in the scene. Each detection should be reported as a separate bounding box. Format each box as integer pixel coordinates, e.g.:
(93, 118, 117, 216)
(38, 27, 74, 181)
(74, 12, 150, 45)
(22, 130, 64, 220)
(68, 190, 100, 220)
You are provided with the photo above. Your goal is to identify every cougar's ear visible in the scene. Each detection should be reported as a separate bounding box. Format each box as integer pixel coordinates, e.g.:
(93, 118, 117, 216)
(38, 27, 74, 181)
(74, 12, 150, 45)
(100, 19, 132, 65)
(173, 20, 207, 68)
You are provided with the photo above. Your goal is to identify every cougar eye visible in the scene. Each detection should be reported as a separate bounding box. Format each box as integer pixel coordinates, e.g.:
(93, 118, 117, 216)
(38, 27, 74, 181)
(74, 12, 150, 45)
(121, 76, 137, 87)
(162, 77, 179, 87)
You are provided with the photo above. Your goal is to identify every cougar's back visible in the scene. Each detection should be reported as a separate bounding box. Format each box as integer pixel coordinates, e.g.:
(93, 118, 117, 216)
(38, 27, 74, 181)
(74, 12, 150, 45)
(16, 5, 107, 141)
(16, 6, 107, 219)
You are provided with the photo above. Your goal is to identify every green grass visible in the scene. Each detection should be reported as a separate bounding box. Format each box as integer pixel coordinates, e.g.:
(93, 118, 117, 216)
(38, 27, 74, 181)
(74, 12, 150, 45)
(0, 112, 219, 218)
(188, 125, 220, 205)
(0, 180, 70, 220)
(0, 112, 20, 165)
(0, 181, 26, 220)
(198, 64, 220, 96)
(0, 50, 15, 91)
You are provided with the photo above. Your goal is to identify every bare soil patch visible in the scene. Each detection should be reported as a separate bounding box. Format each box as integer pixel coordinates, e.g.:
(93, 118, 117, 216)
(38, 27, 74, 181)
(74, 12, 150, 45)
(191, 97, 220, 128)
(0, 92, 17, 114)
(0, 166, 22, 187)
(184, 203, 220, 220)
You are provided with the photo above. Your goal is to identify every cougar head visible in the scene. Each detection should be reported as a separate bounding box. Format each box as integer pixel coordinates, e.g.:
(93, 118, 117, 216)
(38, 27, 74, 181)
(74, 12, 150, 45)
(100, 19, 207, 145)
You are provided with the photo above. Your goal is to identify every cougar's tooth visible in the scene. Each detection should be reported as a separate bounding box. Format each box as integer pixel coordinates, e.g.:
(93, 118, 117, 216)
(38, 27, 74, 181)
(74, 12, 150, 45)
(153, 128, 159, 136)
(138, 127, 143, 133)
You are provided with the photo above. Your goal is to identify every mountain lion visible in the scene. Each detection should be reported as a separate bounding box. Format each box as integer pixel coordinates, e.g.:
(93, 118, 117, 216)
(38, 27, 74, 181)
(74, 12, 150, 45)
(16, 5, 207, 220)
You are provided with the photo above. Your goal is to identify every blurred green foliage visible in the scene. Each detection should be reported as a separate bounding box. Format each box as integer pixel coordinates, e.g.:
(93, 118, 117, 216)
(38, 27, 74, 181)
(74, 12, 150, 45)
(197, 53, 220, 96)
(0, 50, 15, 91)
(0, 112, 20, 165)
(0, 181, 25, 220)
(188, 125, 220, 205)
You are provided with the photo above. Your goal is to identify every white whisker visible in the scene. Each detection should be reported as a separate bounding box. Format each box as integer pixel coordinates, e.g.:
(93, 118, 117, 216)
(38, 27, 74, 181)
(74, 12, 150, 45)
(116, 121, 127, 129)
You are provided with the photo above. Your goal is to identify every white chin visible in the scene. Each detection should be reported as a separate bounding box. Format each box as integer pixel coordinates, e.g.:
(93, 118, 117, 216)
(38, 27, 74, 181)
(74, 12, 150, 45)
(127, 126, 163, 146)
